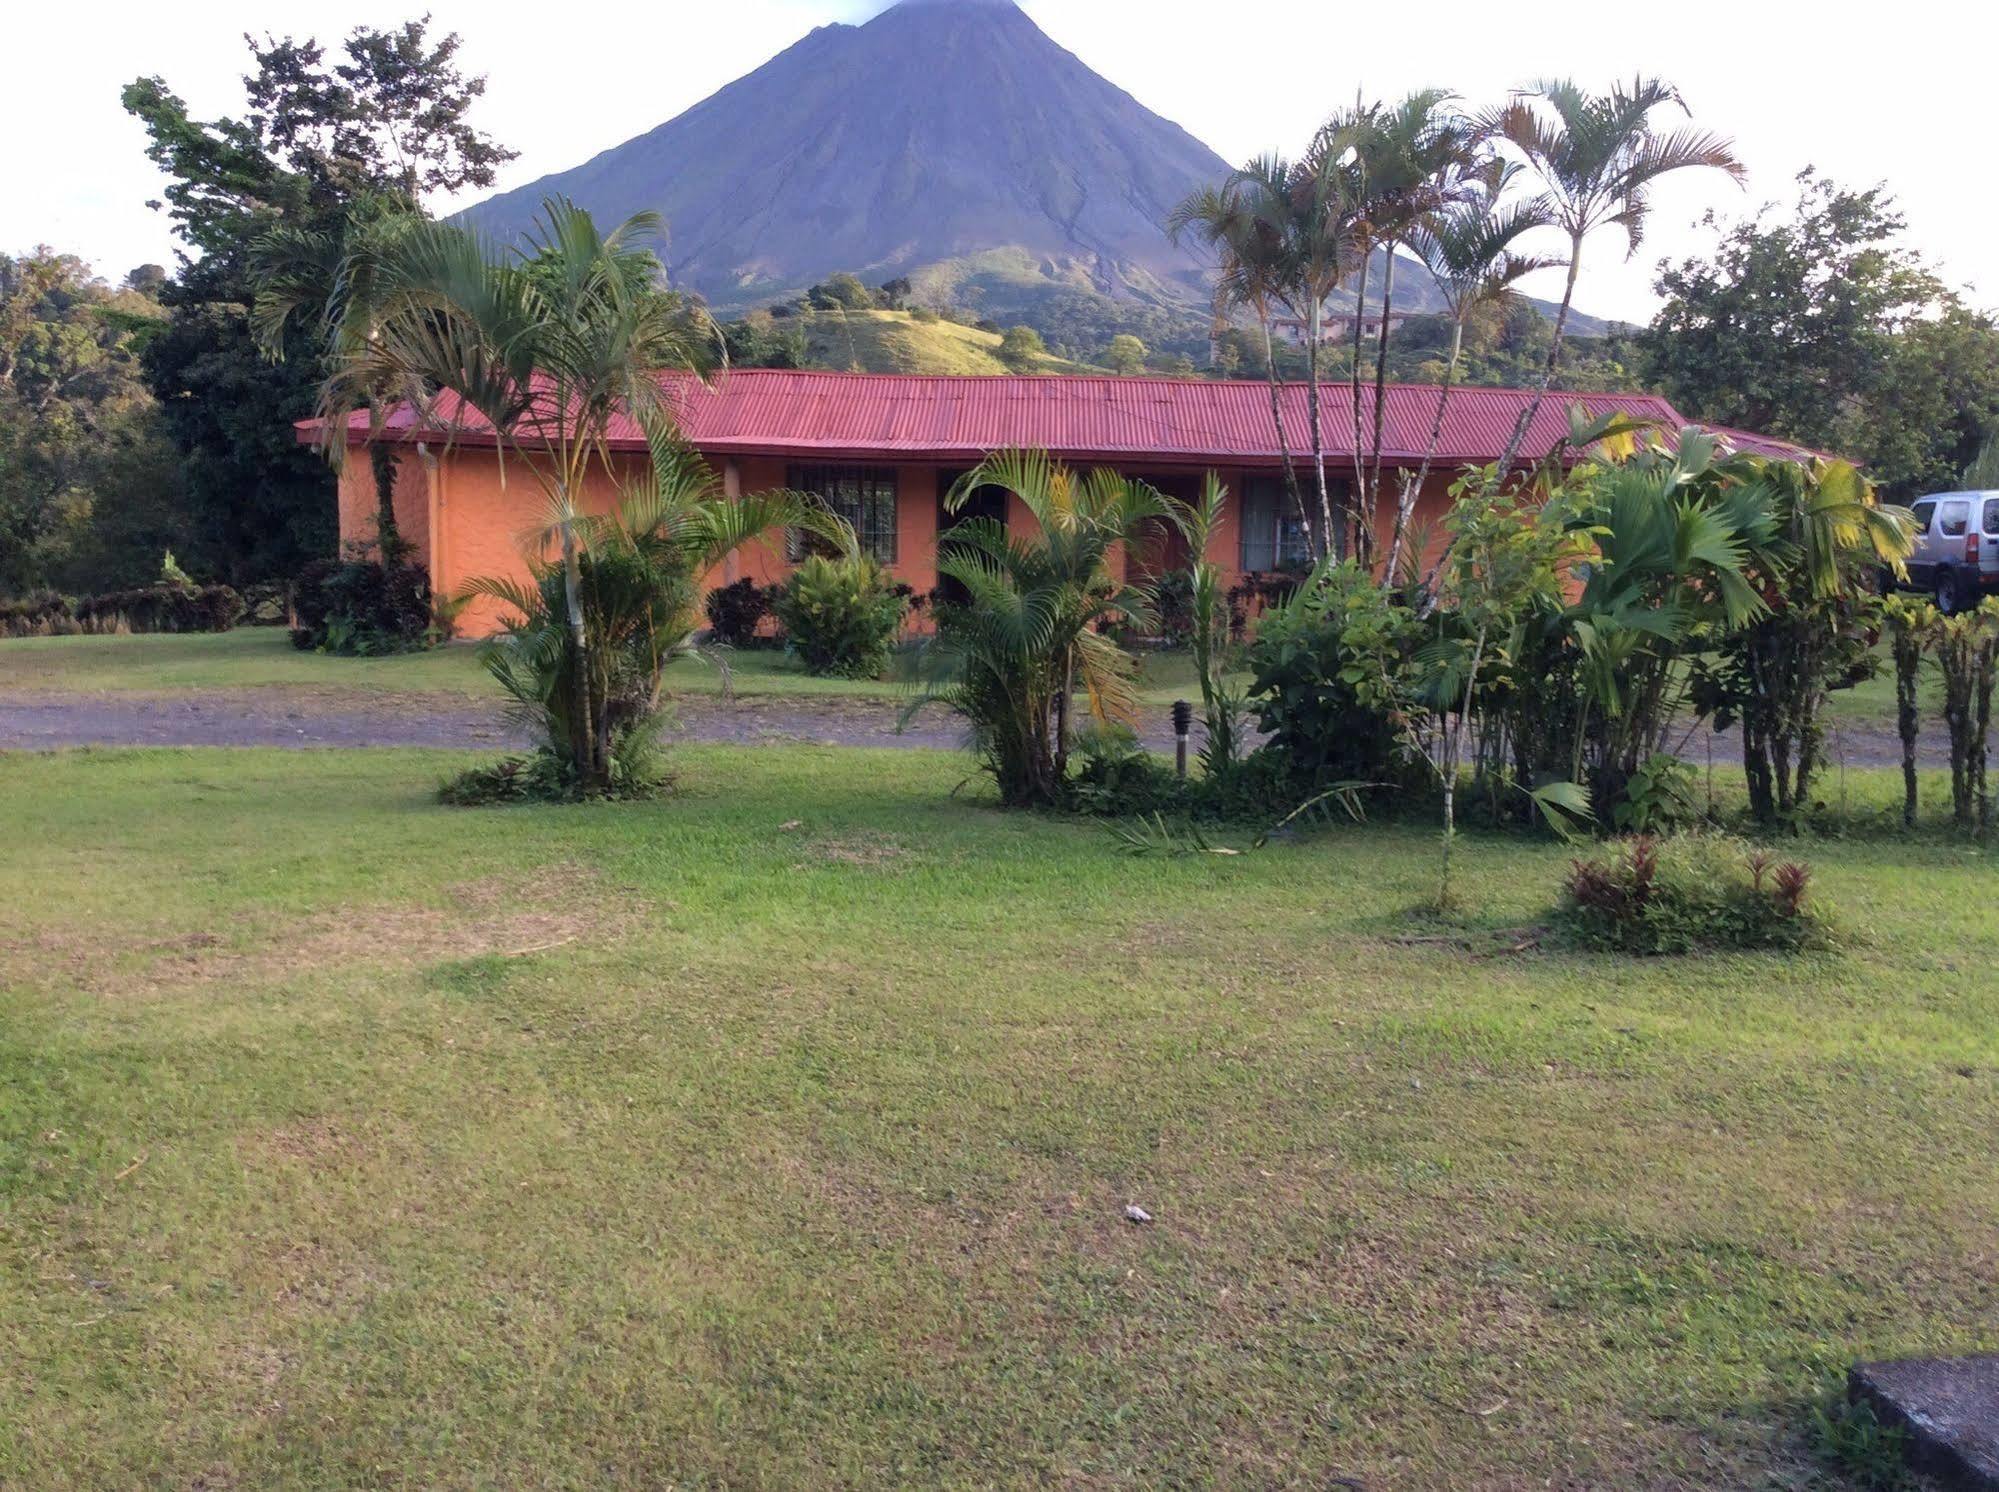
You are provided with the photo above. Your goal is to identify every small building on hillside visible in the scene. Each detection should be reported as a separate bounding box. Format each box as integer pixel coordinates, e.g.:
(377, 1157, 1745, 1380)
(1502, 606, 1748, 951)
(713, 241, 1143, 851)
(297, 369, 1811, 638)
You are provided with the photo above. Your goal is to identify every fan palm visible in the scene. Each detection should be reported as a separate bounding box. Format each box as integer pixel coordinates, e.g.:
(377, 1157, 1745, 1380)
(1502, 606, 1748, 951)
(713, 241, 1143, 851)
(1385, 161, 1557, 577)
(1167, 183, 1313, 554)
(1486, 77, 1743, 475)
(307, 197, 723, 790)
(906, 448, 1175, 806)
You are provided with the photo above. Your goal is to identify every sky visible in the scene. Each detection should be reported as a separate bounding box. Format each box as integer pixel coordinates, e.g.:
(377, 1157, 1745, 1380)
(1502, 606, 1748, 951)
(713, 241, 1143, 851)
(5, 0, 1992, 325)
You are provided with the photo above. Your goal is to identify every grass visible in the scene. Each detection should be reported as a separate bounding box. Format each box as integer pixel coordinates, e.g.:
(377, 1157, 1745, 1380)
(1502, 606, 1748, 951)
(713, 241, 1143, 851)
(794, 308, 1095, 376)
(0, 629, 1232, 710)
(3, 744, 1995, 1486)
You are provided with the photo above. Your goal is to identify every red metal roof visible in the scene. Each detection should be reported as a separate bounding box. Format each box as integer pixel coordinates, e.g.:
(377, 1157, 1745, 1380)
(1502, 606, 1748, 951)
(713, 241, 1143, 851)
(301, 368, 1818, 469)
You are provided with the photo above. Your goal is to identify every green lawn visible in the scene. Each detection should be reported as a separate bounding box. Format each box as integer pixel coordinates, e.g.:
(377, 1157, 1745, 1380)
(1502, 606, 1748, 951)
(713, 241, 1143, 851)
(0, 629, 1230, 709)
(2, 746, 1993, 1486)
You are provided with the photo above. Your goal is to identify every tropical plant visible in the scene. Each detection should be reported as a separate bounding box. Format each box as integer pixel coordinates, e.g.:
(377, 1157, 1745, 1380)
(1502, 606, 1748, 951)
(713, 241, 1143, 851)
(1560, 833, 1824, 954)
(1881, 595, 1934, 827)
(1688, 454, 1912, 822)
(1387, 160, 1556, 576)
(1168, 179, 1311, 552)
(458, 440, 843, 797)
(1171, 474, 1253, 775)
(1486, 77, 1743, 475)
(771, 552, 909, 678)
(905, 448, 1173, 807)
(1931, 598, 1999, 830)
(306, 198, 722, 792)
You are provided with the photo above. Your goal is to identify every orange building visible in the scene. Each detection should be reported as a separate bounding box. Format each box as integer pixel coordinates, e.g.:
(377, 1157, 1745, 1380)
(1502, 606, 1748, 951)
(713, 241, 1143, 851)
(300, 369, 1805, 638)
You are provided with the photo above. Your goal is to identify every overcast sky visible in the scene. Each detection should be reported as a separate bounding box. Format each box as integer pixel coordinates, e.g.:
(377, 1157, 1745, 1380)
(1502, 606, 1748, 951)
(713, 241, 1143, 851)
(6, 0, 1991, 324)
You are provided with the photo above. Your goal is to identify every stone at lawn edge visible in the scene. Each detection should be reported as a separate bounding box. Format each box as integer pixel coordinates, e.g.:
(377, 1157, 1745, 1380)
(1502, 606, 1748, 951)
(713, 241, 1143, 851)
(1850, 1355, 1999, 1489)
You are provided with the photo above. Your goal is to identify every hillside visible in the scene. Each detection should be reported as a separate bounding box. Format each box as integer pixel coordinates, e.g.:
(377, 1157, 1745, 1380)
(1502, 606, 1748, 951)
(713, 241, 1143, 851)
(784, 309, 1097, 375)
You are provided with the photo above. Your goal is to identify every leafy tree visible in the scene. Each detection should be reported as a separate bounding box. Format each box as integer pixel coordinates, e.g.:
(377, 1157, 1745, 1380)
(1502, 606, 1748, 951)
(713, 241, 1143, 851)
(1642, 174, 1999, 498)
(1105, 334, 1148, 375)
(121, 17, 512, 582)
(998, 325, 1046, 371)
(722, 309, 808, 369)
(0, 250, 190, 594)
(807, 273, 877, 311)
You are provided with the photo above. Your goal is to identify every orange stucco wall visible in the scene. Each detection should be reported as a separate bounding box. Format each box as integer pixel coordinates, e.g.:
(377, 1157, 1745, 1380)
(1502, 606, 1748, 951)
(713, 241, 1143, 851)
(341, 444, 1462, 639)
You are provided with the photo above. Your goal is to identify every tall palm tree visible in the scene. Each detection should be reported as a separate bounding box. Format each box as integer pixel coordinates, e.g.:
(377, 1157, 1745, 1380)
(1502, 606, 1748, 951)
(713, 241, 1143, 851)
(1167, 182, 1313, 554)
(1385, 161, 1557, 577)
(1236, 145, 1364, 558)
(1486, 77, 1743, 475)
(1344, 92, 1482, 532)
(308, 198, 722, 790)
(906, 448, 1174, 806)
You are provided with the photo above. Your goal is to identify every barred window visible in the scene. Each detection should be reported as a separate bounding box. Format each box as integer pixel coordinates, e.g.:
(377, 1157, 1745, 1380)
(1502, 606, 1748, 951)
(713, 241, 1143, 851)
(788, 465, 898, 564)
(1238, 476, 1313, 571)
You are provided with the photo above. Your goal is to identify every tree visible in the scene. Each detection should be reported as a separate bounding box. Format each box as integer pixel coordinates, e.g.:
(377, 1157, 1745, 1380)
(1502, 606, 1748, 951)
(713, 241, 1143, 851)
(1387, 161, 1554, 576)
(909, 449, 1173, 806)
(310, 201, 723, 792)
(0, 250, 190, 594)
(122, 17, 512, 582)
(808, 273, 877, 311)
(1642, 174, 1999, 498)
(998, 325, 1046, 371)
(1105, 334, 1147, 375)
(1486, 77, 1743, 475)
(1168, 179, 1310, 551)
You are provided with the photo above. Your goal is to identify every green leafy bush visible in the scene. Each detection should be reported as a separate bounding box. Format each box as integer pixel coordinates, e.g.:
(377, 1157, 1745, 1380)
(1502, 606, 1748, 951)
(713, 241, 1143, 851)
(1559, 833, 1828, 954)
(771, 554, 908, 678)
(1610, 752, 1701, 834)
(290, 558, 436, 655)
(703, 577, 776, 647)
(1246, 562, 1418, 789)
(439, 725, 674, 807)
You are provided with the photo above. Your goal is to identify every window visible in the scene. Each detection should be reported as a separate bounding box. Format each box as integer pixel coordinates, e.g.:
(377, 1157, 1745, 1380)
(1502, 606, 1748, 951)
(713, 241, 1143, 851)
(788, 465, 898, 564)
(1911, 500, 1936, 534)
(1984, 500, 1999, 537)
(1238, 476, 1314, 571)
(1940, 500, 1971, 537)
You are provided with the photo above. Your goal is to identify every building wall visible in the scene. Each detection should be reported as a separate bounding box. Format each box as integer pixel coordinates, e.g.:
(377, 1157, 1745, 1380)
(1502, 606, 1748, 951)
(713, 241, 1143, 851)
(334, 444, 1464, 639)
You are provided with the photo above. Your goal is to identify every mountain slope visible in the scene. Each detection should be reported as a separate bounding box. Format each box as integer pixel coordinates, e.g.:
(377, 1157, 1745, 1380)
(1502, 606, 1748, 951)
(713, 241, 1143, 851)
(464, 0, 1229, 311)
(788, 309, 1097, 375)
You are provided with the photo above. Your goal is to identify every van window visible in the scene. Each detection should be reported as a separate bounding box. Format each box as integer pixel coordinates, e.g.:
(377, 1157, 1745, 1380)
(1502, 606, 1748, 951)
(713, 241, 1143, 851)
(1911, 500, 1936, 534)
(1941, 500, 1971, 537)
(1985, 501, 1999, 537)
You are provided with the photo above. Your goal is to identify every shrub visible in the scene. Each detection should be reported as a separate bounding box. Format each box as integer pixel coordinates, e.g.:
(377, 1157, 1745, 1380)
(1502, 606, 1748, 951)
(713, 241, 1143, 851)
(1147, 569, 1196, 645)
(771, 554, 908, 678)
(1558, 833, 1828, 954)
(439, 725, 674, 806)
(0, 584, 243, 638)
(239, 582, 291, 626)
(1245, 561, 1418, 790)
(1610, 752, 1700, 834)
(290, 558, 436, 655)
(703, 577, 776, 647)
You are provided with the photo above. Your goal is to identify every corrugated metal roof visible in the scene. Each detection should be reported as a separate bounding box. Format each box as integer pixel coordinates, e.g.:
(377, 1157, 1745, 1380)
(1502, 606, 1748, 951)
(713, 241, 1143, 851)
(303, 368, 1811, 468)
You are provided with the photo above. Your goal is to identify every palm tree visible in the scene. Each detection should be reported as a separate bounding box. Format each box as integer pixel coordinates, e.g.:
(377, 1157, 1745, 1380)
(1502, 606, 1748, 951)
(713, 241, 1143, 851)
(1168, 183, 1312, 554)
(1385, 161, 1557, 577)
(1486, 77, 1743, 475)
(1235, 145, 1365, 558)
(250, 190, 427, 563)
(465, 435, 846, 785)
(307, 198, 723, 791)
(906, 448, 1174, 806)
(1324, 92, 1481, 548)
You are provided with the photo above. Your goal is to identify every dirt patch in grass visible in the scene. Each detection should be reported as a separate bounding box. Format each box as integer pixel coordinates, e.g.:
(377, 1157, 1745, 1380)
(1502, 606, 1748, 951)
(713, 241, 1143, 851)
(808, 831, 920, 869)
(1, 866, 643, 998)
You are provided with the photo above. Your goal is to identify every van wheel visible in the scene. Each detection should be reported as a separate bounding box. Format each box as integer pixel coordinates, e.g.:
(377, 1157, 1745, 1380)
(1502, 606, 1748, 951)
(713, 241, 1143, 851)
(1937, 570, 1965, 615)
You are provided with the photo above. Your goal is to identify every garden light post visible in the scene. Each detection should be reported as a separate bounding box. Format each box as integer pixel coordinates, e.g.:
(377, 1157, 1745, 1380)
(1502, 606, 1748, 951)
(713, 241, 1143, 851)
(1172, 699, 1192, 778)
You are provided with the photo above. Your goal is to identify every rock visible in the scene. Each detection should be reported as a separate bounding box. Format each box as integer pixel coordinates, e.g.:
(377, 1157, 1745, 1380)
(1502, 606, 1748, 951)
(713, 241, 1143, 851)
(1123, 1204, 1153, 1225)
(1850, 1354, 1999, 1489)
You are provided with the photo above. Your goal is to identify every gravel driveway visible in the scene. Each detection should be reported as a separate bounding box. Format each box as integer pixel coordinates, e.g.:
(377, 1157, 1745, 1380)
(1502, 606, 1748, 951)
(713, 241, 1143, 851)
(0, 685, 1947, 769)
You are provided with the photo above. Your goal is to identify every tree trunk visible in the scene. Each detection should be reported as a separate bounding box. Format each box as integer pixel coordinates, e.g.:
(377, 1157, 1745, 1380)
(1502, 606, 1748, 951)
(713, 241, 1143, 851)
(1386, 319, 1463, 582)
(1347, 256, 1370, 552)
(1492, 233, 1584, 483)
(1261, 317, 1312, 559)
(1364, 249, 1398, 563)
(556, 491, 599, 789)
(1307, 300, 1337, 560)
